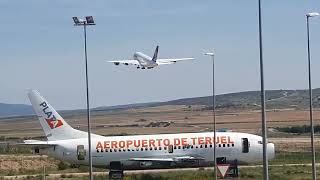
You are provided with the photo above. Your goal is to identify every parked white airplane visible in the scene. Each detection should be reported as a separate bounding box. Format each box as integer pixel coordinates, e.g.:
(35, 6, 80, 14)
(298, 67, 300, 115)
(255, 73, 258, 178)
(24, 90, 275, 170)
(108, 46, 195, 69)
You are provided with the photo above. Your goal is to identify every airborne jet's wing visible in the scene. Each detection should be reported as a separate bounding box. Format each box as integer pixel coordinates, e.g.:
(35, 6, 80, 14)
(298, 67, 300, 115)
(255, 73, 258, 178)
(129, 155, 204, 162)
(108, 60, 140, 66)
(156, 58, 195, 65)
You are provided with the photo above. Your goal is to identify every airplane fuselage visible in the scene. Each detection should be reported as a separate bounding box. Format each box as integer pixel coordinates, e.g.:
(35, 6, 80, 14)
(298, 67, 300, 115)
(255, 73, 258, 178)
(133, 52, 158, 69)
(41, 132, 275, 169)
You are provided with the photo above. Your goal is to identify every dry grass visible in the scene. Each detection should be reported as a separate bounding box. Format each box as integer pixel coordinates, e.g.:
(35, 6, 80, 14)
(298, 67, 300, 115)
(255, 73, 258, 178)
(1, 106, 320, 138)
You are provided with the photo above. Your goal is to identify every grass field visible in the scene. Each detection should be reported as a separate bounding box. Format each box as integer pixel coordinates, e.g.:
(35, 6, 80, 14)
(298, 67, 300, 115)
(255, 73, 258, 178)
(1, 152, 319, 179)
(1, 106, 320, 179)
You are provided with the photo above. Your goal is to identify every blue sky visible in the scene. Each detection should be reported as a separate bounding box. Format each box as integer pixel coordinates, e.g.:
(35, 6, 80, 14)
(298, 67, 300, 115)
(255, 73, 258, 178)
(1, 1, 320, 109)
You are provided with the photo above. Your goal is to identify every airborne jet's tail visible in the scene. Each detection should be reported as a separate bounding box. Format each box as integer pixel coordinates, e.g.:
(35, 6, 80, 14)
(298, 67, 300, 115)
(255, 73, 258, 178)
(151, 45, 159, 62)
(28, 90, 92, 141)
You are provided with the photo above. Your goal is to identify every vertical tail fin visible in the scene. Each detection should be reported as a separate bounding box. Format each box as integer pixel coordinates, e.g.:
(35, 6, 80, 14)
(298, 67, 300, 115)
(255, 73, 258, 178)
(28, 90, 88, 140)
(151, 45, 159, 62)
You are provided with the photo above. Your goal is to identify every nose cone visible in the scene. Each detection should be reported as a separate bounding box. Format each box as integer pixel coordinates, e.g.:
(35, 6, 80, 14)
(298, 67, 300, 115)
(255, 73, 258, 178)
(267, 143, 275, 160)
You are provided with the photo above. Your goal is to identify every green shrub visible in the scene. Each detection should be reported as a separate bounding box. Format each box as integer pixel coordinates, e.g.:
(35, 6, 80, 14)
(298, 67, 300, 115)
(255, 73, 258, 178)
(58, 161, 69, 170)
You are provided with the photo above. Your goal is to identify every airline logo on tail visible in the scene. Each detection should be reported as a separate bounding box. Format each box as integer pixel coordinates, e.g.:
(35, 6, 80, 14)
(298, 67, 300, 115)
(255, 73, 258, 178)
(45, 118, 63, 129)
(40, 101, 64, 129)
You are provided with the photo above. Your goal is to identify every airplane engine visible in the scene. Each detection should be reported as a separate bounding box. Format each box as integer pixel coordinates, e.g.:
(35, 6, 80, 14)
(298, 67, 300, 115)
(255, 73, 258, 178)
(124, 63, 129, 65)
(114, 62, 120, 65)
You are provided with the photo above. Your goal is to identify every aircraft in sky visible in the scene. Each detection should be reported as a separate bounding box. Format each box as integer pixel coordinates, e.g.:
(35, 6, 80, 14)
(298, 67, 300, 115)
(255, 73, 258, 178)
(24, 90, 275, 171)
(108, 46, 195, 69)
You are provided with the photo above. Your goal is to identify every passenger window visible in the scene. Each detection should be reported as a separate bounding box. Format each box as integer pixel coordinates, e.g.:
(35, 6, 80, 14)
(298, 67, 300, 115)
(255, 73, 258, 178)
(242, 138, 249, 153)
(77, 145, 86, 160)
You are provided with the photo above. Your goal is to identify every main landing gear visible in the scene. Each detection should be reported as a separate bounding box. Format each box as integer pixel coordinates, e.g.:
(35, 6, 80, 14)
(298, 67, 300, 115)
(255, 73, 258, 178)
(108, 161, 124, 180)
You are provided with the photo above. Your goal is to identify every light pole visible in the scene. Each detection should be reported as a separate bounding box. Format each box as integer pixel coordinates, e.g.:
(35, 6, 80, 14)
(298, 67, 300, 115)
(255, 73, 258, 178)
(73, 16, 96, 180)
(257, 1, 268, 180)
(204, 51, 217, 180)
(306, 12, 319, 180)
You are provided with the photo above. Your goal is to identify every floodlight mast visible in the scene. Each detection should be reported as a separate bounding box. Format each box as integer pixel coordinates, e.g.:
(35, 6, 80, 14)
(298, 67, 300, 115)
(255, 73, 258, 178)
(73, 16, 95, 180)
(257, 1, 269, 180)
(204, 51, 217, 180)
(306, 12, 319, 180)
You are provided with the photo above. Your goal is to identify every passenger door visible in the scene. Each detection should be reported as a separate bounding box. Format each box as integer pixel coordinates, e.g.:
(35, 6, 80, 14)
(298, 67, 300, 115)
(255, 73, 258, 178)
(242, 138, 249, 153)
(77, 145, 86, 160)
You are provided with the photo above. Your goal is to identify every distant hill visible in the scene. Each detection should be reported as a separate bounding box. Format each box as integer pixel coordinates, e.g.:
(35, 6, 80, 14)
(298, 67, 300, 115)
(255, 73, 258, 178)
(93, 89, 320, 111)
(0, 103, 34, 118)
(161, 89, 320, 109)
(1, 88, 320, 118)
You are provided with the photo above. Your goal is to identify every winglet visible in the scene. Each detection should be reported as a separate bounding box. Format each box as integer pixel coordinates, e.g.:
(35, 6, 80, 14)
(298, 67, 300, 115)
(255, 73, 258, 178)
(151, 46, 159, 62)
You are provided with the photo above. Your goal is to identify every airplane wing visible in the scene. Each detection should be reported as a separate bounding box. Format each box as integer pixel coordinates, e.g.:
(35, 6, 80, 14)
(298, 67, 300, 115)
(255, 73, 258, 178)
(156, 58, 195, 65)
(108, 60, 140, 66)
(18, 140, 57, 148)
(129, 155, 204, 162)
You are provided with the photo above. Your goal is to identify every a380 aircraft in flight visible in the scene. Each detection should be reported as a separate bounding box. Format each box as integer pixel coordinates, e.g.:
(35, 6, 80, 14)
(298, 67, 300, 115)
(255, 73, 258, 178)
(24, 90, 275, 170)
(108, 46, 195, 69)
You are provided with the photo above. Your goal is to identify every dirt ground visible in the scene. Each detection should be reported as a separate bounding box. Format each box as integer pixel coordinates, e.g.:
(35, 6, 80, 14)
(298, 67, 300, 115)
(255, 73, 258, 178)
(0, 106, 319, 138)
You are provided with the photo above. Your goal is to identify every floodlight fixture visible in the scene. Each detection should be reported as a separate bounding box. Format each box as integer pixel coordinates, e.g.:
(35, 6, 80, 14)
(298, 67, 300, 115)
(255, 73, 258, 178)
(86, 16, 95, 25)
(307, 12, 320, 18)
(204, 52, 214, 56)
(73, 16, 95, 26)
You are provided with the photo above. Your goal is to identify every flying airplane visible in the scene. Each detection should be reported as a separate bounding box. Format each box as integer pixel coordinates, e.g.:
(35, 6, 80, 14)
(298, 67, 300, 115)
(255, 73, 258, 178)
(24, 90, 275, 172)
(108, 46, 195, 69)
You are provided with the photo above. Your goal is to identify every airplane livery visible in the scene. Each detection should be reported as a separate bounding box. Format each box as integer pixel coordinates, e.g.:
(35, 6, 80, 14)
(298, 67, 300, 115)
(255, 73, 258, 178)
(24, 90, 275, 170)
